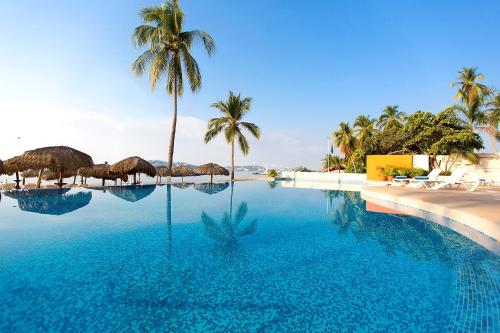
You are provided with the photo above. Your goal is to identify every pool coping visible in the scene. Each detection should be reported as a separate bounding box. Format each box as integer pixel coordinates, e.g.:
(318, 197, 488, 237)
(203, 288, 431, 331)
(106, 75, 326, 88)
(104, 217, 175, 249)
(361, 186, 500, 253)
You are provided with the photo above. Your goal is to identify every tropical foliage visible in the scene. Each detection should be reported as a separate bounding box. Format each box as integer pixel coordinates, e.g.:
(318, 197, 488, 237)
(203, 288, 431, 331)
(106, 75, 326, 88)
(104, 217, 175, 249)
(327, 67, 497, 172)
(132, 0, 215, 172)
(204, 91, 261, 180)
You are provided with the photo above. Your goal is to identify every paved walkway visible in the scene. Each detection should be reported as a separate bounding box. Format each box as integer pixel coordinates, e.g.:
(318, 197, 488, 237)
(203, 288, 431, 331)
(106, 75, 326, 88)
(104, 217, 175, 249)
(361, 186, 500, 244)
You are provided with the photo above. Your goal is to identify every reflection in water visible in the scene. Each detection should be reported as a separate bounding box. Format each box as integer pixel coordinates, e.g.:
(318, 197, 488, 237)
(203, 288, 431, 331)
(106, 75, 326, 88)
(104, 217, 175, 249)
(267, 181, 277, 189)
(107, 185, 156, 202)
(193, 182, 229, 195)
(4, 189, 92, 215)
(323, 189, 500, 331)
(201, 202, 257, 252)
(171, 183, 193, 189)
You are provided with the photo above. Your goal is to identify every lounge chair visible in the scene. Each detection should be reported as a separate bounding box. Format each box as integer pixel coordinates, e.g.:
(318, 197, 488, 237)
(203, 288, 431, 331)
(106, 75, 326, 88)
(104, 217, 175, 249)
(391, 168, 441, 188)
(429, 168, 468, 190)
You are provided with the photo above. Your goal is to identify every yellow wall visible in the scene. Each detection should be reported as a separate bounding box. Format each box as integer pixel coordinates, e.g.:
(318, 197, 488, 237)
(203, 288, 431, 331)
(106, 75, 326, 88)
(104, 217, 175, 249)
(366, 155, 413, 181)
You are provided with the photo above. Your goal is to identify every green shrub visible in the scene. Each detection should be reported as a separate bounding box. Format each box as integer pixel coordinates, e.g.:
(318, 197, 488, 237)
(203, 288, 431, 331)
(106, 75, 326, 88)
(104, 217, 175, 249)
(440, 170, 452, 176)
(267, 169, 278, 178)
(409, 168, 427, 177)
(384, 166, 398, 177)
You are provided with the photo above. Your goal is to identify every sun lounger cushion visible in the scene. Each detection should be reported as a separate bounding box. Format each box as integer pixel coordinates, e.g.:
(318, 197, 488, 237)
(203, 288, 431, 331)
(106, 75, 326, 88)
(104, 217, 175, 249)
(415, 176, 429, 180)
(394, 176, 408, 179)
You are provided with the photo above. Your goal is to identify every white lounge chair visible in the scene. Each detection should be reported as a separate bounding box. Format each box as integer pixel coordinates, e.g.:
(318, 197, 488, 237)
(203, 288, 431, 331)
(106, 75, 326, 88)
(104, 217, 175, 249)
(430, 168, 468, 190)
(391, 168, 441, 188)
(405, 168, 442, 189)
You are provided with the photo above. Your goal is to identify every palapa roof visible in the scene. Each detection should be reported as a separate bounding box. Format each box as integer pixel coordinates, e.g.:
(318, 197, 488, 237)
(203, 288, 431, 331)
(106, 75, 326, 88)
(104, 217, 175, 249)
(107, 185, 156, 202)
(41, 169, 76, 181)
(5, 189, 91, 215)
(156, 166, 170, 177)
(193, 163, 229, 176)
(78, 164, 128, 181)
(2, 156, 29, 175)
(109, 156, 156, 177)
(19, 146, 93, 173)
(21, 169, 40, 178)
(194, 182, 230, 195)
(171, 166, 198, 177)
(0, 159, 3, 175)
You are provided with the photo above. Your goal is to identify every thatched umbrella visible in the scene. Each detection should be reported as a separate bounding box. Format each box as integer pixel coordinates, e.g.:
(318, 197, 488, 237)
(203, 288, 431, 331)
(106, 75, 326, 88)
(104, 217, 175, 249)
(2, 156, 29, 189)
(5, 189, 91, 215)
(194, 182, 230, 195)
(0, 159, 3, 175)
(193, 163, 229, 183)
(155, 166, 170, 184)
(109, 156, 156, 184)
(19, 146, 93, 188)
(107, 185, 156, 202)
(171, 166, 197, 183)
(78, 163, 128, 186)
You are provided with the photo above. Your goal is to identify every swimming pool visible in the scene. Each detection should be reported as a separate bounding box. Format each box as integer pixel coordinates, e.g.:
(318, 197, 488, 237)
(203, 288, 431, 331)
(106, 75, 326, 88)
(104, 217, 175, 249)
(0, 182, 499, 332)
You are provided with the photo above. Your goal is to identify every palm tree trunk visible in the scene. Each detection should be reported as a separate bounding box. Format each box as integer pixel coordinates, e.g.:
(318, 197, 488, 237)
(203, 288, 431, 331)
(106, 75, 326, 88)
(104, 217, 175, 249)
(36, 169, 42, 188)
(167, 74, 178, 184)
(231, 139, 235, 181)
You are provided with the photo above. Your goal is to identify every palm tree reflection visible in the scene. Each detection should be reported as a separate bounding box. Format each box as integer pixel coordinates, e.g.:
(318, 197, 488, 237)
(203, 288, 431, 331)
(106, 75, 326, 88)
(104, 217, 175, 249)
(201, 202, 257, 253)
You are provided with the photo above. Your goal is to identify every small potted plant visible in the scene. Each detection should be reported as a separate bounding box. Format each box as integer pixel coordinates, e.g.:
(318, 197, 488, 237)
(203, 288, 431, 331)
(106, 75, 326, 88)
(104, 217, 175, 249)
(384, 166, 396, 181)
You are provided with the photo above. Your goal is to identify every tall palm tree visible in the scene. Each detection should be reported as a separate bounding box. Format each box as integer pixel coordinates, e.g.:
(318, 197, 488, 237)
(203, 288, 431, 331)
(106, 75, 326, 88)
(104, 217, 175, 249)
(353, 114, 376, 146)
(377, 105, 407, 130)
(332, 122, 358, 172)
(451, 67, 489, 107)
(132, 0, 215, 174)
(204, 92, 261, 180)
(333, 122, 357, 156)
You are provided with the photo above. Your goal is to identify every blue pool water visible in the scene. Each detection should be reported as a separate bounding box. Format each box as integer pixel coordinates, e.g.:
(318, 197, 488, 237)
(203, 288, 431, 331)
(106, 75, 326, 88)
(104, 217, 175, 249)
(0, 182, 499, 332)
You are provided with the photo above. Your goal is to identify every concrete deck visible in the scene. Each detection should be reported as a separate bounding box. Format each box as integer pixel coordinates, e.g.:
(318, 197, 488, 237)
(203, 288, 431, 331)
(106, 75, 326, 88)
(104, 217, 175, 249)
(361, 186, 500, 244)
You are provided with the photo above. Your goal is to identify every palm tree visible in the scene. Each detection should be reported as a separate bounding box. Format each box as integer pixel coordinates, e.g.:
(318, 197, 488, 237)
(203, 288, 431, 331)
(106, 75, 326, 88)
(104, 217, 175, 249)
(322, 154, 344, 172)
(353, 114, 376, 146)
(204, 92, 261, 180)
(484, 93, 500, 151)
(377, 105, 407, 130)
(446, 98, 486, 130)
(332, 122, 358, 172)
(132, 0, 215, 174)
(451, 67, 490, 107)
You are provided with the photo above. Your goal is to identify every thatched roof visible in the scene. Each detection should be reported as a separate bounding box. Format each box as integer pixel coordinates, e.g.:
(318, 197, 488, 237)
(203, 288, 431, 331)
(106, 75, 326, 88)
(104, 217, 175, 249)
(5, 189, 91, 215)
(156, 166, 170, 177)
(41, 170, 76, 181)
(2, 156, 29, 175)
(19, 146, 93, 173)
(193, 163, 229, 177)
(0, 159, 3, 175)
(109, 157, 156, 177)
(194, 182, 230, 195)
(171, 166, 198, 177)
(78, 164, 128, 181)
(21, 169, 39, 178)
(107, 185, 156, 202)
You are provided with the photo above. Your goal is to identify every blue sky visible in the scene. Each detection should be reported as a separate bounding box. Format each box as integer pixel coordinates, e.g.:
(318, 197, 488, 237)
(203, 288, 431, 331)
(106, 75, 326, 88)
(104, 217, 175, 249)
(1, 0, 499, 168)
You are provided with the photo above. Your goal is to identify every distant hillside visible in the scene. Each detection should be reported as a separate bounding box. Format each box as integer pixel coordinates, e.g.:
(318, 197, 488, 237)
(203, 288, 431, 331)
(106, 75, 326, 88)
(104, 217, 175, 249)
(230, 165, 266, 173)
(149, 160, 265, 173)
(149, 160, 197, 169)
